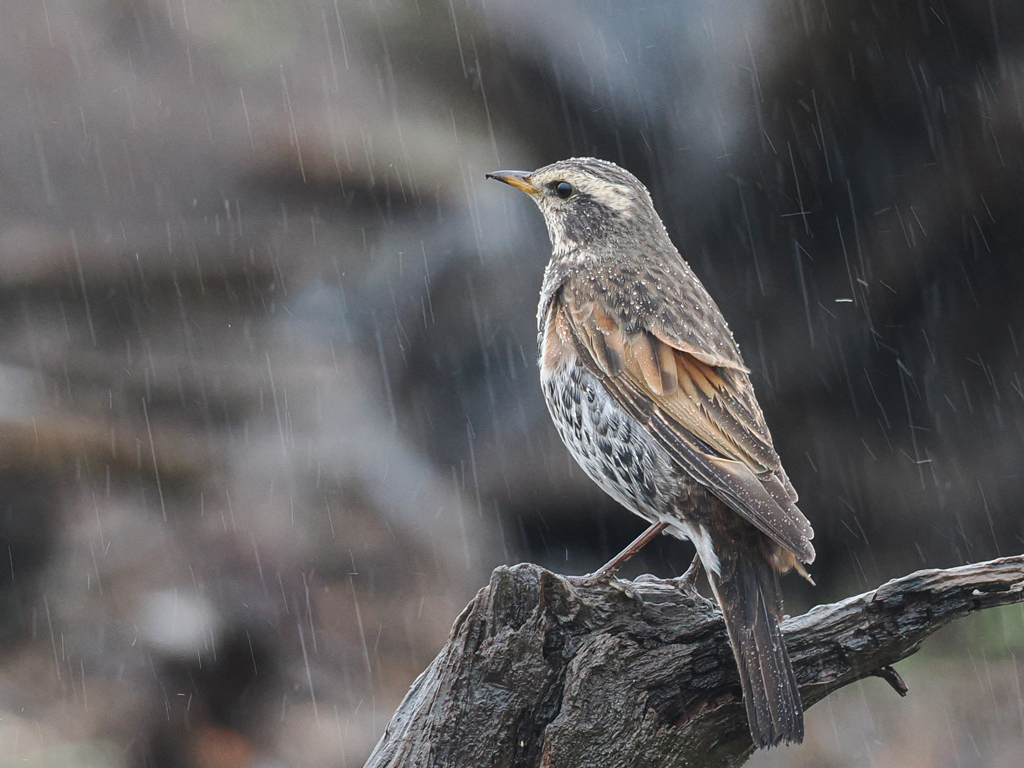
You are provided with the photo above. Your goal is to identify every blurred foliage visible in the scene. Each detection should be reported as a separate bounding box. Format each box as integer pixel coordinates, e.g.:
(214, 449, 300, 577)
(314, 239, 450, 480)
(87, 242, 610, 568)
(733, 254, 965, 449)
(924, 602, 1024, 659)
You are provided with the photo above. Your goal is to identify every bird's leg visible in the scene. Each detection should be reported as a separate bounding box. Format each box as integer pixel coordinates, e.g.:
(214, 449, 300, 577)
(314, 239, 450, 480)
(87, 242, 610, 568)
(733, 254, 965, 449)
(672, 551, 714, 607)
(677, 551, 703, 588)
(574, 521, 669, 587)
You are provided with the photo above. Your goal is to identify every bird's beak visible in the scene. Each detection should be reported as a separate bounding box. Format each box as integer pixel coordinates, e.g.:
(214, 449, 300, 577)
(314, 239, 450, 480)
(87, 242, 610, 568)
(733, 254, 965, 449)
(485, 170, 538, 196)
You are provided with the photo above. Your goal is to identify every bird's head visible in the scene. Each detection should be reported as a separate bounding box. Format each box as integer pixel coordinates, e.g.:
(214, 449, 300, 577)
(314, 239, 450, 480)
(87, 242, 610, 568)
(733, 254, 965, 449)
(487, 158, 662, 255)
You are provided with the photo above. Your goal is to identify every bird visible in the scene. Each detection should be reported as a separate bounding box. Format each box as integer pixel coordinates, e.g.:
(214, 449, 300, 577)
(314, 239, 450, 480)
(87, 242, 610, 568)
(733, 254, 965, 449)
(486, 157, 814, 748)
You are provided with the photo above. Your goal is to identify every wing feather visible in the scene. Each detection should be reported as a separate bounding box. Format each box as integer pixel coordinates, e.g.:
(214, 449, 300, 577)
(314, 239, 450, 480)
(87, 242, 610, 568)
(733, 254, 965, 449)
(630, 333, 666, 396)
(657, 339, 679, 394)
(560, 288, 814, 562)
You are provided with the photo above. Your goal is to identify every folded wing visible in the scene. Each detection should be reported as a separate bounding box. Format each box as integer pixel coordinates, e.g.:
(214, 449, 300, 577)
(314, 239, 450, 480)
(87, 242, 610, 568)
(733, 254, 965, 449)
(559, 288, 814, 564)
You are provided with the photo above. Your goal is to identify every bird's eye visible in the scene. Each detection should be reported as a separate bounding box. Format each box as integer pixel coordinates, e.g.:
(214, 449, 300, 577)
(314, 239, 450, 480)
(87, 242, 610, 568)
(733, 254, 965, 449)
(554, 181, 573, 199)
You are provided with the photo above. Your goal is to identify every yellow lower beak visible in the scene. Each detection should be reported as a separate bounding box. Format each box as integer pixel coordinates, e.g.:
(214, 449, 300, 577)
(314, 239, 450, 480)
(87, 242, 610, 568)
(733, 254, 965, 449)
(485, 170, 538, 196)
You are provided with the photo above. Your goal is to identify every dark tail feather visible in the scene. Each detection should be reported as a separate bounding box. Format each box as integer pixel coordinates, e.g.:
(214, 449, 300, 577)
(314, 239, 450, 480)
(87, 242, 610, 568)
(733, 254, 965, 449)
(708, 550, 804, 748)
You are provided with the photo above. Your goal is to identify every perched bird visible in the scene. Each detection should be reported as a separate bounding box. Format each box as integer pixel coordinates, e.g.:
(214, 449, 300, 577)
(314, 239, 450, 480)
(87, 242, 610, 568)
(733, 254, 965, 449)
(487, 158, 814, 748)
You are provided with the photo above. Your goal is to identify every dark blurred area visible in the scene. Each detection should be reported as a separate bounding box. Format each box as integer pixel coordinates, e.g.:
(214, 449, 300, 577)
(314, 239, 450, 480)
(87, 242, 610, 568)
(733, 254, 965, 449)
(0, 1, 1021, 766)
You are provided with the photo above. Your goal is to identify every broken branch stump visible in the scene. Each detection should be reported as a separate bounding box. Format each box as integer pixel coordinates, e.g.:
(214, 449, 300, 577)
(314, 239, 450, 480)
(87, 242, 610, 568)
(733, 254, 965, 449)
(366, 555, 1024, 768)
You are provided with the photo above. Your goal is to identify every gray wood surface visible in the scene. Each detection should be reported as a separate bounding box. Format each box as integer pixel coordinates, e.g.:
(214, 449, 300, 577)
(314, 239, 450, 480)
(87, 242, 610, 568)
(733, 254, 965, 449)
(366, 556, 1024, 768)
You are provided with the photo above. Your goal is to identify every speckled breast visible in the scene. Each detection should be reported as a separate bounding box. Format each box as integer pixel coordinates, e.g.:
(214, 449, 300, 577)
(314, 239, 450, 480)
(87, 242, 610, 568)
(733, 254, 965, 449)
(540, 355, 683, 525)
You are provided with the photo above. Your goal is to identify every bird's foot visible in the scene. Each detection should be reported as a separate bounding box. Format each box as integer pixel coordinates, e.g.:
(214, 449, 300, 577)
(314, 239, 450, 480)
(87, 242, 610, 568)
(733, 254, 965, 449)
(565, 565, 620, 589)
(675, 552, 702, 588)
(672, 553, 713, 606)
(566, 569, 643, 602)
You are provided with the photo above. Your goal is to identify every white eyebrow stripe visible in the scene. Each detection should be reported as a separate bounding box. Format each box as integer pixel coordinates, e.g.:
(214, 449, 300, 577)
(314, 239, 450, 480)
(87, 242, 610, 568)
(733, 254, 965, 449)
(583, 177, 635, 215)
(535, 170, 636, 217)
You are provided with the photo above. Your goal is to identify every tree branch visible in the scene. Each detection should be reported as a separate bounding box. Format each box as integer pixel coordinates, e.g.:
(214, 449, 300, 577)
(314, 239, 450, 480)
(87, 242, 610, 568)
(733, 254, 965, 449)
(365, 555, 1024, 768)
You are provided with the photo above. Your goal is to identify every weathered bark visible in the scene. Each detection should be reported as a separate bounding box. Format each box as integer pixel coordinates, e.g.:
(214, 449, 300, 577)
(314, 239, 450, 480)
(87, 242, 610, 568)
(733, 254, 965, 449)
(365, 555, 1024, 768)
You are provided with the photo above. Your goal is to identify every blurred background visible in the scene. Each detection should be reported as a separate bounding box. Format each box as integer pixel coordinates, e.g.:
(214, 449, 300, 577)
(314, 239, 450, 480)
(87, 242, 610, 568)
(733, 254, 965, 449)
(0, 0, 1021, 766)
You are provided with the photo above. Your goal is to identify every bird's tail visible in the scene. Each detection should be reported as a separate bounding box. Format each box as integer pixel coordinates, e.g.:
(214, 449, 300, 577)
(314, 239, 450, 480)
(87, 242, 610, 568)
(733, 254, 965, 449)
(707, 546, 804, 748)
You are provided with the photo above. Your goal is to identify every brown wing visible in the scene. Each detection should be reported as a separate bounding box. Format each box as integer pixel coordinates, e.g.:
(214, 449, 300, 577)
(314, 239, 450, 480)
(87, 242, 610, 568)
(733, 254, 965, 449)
(559, 288, 814, 564)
